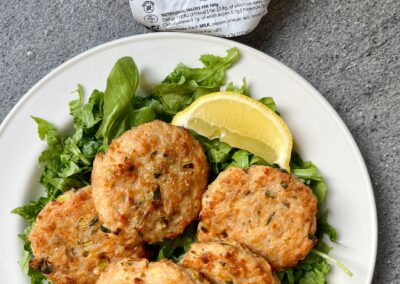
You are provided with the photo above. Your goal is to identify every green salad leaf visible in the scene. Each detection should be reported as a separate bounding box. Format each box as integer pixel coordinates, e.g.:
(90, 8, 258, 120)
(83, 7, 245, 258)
(71, 88, 103, 129)
(17, 225, 47, 284)
(32, 116, 60, 147)
(191, 133, 269, 180)
(290, 152, 327, 206)
(96, 57, 140, 148)
(259, 96, 277, 112)
(152, 48, 239, 116)
(316, 211, 338, 242)
(162, 47, 239, 88)
(226, 78, 250, 96)
(156, 223, 197, 262)
(11, 197, 50, 224)
(278, 242, 331, 284)
(311, 248, 353, 277)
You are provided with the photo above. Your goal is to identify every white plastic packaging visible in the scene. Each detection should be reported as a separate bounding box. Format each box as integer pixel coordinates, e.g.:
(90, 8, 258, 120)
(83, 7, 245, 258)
(129, 0, 270, 37)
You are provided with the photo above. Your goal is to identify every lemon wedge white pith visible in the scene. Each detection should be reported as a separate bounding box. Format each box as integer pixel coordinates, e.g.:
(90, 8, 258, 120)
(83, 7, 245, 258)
(171, 92, 293, 170)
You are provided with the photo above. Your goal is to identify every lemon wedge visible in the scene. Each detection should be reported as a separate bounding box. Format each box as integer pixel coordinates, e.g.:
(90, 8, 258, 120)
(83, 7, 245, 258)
(171, 92, 293, 170)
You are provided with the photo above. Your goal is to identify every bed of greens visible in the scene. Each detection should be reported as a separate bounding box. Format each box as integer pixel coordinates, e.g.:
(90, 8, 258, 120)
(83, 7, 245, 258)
(12, 48, 351, 284)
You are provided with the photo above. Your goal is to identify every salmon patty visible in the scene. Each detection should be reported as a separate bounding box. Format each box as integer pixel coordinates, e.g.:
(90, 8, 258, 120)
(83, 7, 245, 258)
(92, 120, 209, 243)
(96, 258, 209, 284)
(29, 186, 147, 284)
(180, 242, 279, 284)
(197, 166, 317, 270)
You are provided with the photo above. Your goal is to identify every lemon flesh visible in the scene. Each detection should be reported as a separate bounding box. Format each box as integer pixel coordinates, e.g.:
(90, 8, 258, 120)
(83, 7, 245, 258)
(171, 92, 293, 170)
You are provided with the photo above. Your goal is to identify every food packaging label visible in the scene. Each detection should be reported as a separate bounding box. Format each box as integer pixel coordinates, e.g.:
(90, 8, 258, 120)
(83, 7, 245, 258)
(129, 0, 270, 37)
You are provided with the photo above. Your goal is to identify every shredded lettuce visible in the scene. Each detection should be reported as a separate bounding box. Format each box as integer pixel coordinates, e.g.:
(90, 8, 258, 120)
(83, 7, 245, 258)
(12, 49, 345, 283)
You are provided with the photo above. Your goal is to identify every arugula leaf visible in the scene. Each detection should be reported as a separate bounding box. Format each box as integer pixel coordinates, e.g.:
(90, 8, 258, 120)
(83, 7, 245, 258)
(69, 84, 84, 112)
(152, 48, 239, 115)
(16, 224, 48, 284)
(228, 150, 251, 168)
(311, 248, 353, 277)
(196, 48, 239, 86)
(11, 197, 50, 224)
(317, 211, 338, 242)
(292, 166, 324, 182)
(71, 89, 104, 129)
(157, 223, 197, 262)
(192, 134, 232, 175)
(226, 78, 249, 96)
(31, 117, 60, 147)
(290, 152, 338, 242)
(193, 134, 270, 180)
(278, 242, 332, 284)
(310, 181, 327, 208)
(163, 48, 239, 87)
(96, 57, 139, 148)
(285, 153, 350, 280)
(29, 271, 47, 284)
(249, 155, 270, 166)
(290, 154, 324, 181)
(259, 97, 277, 112)
(290, 152, 326, 205)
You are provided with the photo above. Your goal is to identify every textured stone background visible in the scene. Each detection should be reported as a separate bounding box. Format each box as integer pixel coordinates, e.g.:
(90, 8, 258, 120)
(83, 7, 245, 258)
(0, 0, 399, 282)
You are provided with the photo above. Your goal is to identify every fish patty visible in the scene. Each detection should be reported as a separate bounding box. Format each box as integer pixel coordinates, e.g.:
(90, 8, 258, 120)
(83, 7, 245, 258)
(96, 258, 209, 284)
(29, 186, 147, 284)
(180, 242, 280, 284)
(197, 166, 317, 270)
(92, 120, 209, 243)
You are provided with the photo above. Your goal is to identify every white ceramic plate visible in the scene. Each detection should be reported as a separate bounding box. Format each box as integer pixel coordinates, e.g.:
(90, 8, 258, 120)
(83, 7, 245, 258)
(0, 33, 377, 283)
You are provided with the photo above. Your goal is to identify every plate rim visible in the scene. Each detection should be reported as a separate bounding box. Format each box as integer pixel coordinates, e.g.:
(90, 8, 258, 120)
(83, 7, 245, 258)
(0, 32, 377, 283)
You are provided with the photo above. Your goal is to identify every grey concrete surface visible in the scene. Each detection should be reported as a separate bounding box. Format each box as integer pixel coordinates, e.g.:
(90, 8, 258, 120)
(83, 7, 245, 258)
(0, 0, 399, 282)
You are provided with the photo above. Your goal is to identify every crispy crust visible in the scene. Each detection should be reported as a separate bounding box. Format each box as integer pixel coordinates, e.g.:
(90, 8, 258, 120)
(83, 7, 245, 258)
(180, 242, 280, 284)
(91, 120, 209, 243)
(96, 259, 209, 284)
(29, 186, 147, 284)
(96, 258, 148, 284)
(197, 166, 317, 270)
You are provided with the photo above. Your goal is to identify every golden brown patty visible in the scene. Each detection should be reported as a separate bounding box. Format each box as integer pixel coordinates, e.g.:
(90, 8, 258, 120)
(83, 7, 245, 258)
(92, 120, 209, 243)
(96, 258, 209, 284)
(180, 242, 280, 284)
(29, 186, 147, 284)
(197, 166, 317, 270)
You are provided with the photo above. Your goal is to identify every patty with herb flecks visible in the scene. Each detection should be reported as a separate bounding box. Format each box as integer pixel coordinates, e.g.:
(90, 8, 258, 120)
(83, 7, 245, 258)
(91, 120, 209, 244)
(28, 186, 147, 284)
(197, 166, 317, 271)
(96, 258, 209, 284)
(180, 241, 280, 284)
